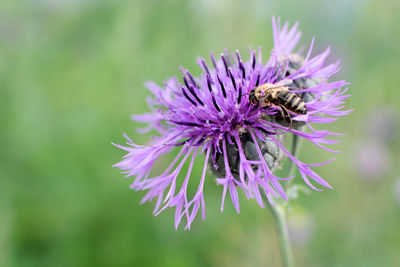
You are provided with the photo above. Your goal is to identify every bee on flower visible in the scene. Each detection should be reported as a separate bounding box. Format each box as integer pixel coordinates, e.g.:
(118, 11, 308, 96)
(113, 17, 351, 229)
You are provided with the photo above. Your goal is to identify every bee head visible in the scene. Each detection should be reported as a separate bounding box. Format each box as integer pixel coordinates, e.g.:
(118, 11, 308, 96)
(248, 91, 257, 105)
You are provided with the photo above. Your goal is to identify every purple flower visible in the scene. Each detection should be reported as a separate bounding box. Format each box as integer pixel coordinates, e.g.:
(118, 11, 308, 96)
(113, 17, 351, 229)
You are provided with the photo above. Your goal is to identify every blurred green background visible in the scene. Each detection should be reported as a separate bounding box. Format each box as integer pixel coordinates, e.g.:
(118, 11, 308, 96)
(1, 0, 400, 266)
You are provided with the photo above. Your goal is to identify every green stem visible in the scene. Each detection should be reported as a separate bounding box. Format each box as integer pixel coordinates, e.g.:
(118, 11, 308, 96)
(263, 133, 302, 267)
(287, 134, 300, 179)
(264, 197, 294, 267)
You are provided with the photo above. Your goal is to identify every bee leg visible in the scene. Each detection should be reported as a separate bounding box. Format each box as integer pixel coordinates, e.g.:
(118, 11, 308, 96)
(279, 105, 292, 128)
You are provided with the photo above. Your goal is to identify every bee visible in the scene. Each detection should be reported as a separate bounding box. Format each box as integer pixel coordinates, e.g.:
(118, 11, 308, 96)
(248, 79, 306, 127)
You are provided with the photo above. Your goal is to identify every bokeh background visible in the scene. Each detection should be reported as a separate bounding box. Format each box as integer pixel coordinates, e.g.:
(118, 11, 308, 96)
(2, 0, 400, 266)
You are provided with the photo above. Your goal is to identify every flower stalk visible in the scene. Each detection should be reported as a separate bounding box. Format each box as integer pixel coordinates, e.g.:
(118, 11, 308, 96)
(265, 199, 294, 267)
(263, 134, 301, 267)
(287, 134, 301, 179)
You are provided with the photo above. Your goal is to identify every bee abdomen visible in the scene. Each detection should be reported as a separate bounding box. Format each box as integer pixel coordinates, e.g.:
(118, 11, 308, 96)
(289, 96, 306, 115)
(277, 91, 292, 102)
(284, 93, 307, 115)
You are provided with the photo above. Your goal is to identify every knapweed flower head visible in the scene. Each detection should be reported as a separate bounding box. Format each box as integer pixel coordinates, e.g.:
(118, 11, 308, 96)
(114, 17, 351, 229)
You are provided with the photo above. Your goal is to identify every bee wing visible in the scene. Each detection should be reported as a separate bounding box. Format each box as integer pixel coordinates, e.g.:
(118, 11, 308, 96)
(258, 80, 293, 90)
(256, 80, 293, 92)
(276, 79, 293, 86)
